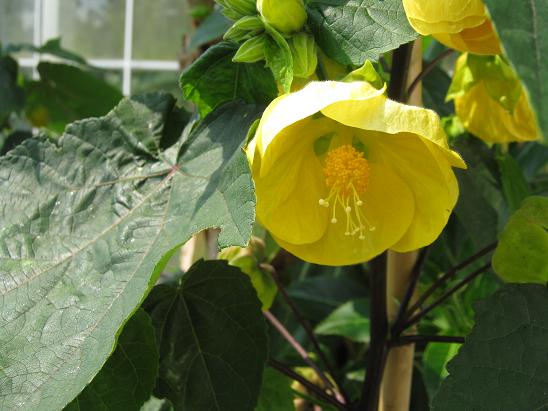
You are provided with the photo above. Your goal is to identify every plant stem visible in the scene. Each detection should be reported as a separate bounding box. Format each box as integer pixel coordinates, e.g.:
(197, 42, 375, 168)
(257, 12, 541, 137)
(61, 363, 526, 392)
(403, 242, 497, 321)
(390, 247, 429, 336)
(268, 359, 347, 410)
(387, 43, 414, 101)
(263, 310, 340, 398)
(358, 253, 388, 411)
(261, 263, 348, 404)
(400, 262, 492, 331)
(405, 48, 455, 101)
(390, 335, 465, 347)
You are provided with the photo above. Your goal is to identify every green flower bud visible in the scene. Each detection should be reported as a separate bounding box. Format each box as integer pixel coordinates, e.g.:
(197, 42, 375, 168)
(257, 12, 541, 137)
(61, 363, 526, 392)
(233, 34, 267, 63)
(257, 0, 307, 34)
(224, 15, 265, 42)
(216, 0, 257, 19)
(288, 33, 317, 78)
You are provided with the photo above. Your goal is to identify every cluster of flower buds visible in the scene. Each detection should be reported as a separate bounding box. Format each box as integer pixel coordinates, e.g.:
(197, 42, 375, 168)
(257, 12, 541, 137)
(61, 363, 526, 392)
(215, 0, 318, 92)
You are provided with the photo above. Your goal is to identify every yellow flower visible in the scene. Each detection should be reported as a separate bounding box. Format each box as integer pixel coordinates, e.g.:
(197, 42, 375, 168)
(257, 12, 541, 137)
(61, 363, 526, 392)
(402, 0, 501, 55)
(247, 81, 466, 266)
(449, 53, 540, 143)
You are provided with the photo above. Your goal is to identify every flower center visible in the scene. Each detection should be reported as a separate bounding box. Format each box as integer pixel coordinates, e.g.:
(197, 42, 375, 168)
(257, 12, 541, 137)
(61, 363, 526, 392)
(318, 145, 375, 239)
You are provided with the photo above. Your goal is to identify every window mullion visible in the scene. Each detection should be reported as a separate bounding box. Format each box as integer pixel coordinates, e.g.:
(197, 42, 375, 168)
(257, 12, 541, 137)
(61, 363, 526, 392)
(122, 0, 135, 95)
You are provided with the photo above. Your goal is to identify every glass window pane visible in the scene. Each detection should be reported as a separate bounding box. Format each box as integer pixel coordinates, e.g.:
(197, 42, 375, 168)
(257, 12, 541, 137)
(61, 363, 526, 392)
(0, 0, 35, 46)
(132, 0, 193, 60)
(131, 70, 181, 99)
(58, 0, 125, 59)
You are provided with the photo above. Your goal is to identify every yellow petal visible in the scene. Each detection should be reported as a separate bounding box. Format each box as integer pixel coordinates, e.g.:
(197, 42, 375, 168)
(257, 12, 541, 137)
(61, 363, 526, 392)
(368, 133, 459, 251)
(433, 19, 501, 55)
(403, 0, 487, 35)
(455, 82, 541, 143)
(255, 81, 386, 177)
(253, 118, 331, 244)
(272, 162, 415, 266)
(320, 93, 466, 169)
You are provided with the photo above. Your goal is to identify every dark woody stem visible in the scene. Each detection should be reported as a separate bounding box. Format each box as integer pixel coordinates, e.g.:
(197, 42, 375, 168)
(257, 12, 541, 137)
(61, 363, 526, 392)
(358, 252, 389, 411)
(390, 247, 429, 336)
(268, 359, 347, 410)
(402, 241, 497, 325)
(261, 263, 348, 404)
(357, 41, 415, 411)
(263, 310, 342, 400)
(406, 48, 455, 101)
(398, 262, 493, 332)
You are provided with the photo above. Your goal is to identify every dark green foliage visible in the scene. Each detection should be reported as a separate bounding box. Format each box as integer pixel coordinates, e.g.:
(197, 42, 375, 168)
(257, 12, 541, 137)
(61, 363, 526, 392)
(180, 42, 277, 116)
(144, 260, 268, 411)
(307, 0, 417, 66)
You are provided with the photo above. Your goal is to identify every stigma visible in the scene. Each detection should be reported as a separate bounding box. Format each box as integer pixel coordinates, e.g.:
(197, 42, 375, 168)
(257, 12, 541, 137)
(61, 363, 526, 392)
(318, 145, 375, 239)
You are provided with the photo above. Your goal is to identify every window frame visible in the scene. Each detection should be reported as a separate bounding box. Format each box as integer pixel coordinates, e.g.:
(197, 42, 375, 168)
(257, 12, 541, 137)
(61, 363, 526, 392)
(18, 0, 181, 95)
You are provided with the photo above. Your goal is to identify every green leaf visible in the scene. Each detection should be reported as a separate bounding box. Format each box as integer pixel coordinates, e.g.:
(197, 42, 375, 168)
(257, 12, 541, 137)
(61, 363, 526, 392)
(493, 196, 548, 283)
(422, 342, 460, 398)
(0, 94, 261, 410)
(143, 260, 268, 411)
(180, 42, 277, 117)
(25, 62, 123, 132)
(315, 298, 370, 343)
(5, 38, 87, 66)
(483, 0, 548, 142)
(255, 368, 294, 411)
(64, 309, 158, 411)
(496, 152, 530, 214)
(0, 56, 25, 123)
(287, 274, 367, 321)
(452, 136, 505, 246)
(423, 66, 454, 117)
(188, 9, 232, 50)
(432, 284, 548, 410)
(307, 0, 417, 66)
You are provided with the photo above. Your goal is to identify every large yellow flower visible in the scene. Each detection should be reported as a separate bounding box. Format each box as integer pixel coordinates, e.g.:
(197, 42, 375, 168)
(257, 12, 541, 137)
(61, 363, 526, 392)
(402, 0, 501, 55)
(247, 81, 466, 266)
(448, 53, 540, 143)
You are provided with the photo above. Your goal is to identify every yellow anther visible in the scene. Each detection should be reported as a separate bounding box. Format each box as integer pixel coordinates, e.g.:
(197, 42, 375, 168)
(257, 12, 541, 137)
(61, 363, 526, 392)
(318, 144, 374, 240)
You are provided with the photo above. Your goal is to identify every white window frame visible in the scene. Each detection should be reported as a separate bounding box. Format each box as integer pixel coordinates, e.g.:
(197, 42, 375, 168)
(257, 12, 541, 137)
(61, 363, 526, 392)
(19, 0, 181, 95)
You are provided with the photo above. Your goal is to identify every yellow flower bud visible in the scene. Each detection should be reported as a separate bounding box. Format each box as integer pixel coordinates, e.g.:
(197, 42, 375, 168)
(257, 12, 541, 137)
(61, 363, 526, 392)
(402, 0, 500, 55)
(247, 81, 465, 265)
(449, 53, 541, 143)
(257, 0, 307, 34)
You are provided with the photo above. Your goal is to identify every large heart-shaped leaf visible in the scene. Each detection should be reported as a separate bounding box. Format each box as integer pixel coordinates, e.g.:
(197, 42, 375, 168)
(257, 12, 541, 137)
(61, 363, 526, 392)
(493, 196, 548, 283)
(180, 42, 277, 117)
(307, 0, 417, 66)
(0, 93, 261, 410)
(144, 260, 267, 411)
(432, 284, 548, 410)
